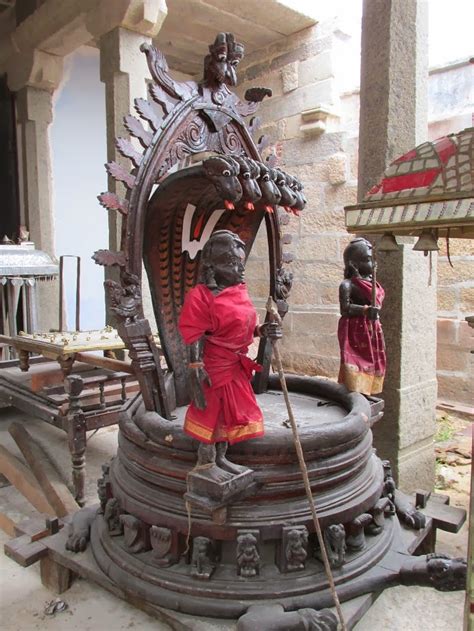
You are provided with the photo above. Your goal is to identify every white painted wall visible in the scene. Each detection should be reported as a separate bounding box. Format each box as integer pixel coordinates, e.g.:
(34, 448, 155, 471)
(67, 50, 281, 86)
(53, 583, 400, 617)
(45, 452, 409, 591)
(51, 46, 107, 331)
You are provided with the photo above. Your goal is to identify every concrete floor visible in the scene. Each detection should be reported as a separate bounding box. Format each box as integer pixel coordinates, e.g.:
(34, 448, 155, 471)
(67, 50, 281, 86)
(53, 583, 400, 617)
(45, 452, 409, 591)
(0, 406, 468, 631)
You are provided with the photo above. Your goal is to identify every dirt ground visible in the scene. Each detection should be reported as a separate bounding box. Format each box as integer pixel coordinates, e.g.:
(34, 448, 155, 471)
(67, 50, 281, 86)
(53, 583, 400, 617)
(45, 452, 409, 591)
(433, 411, 472, 557)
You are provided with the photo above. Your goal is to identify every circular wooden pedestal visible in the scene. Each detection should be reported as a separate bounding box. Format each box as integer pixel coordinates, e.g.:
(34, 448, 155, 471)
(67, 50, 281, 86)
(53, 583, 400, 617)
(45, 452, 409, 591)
(91, 375, 397, 618)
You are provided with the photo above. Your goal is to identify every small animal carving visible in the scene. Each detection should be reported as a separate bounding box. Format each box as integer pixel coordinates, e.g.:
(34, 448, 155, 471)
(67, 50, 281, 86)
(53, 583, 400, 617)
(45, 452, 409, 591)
(382, 460, 426, 530)
(316, 524, 346, 569)
(345, 513, 372, 551)
(191, 536, 215, 580)
(104, 498, 123, 536)
(366, 497, 390, 536)
(237, 533, 260, 578)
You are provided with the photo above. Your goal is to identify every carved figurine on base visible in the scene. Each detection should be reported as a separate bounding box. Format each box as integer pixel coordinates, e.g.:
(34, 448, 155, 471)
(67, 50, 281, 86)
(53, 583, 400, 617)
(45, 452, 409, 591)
(191, 536, 216, 579)
(337, 238, 386, 395)
(315, 524, 346, 569)
(179, 230, 280, 501)
(382, 460, 426, 530)
(237, 532, 260, 577)
(285, 528, 308, 571)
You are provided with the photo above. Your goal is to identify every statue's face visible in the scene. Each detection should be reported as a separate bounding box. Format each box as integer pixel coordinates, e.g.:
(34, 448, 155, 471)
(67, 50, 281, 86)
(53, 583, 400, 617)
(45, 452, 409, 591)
(357, 245, 373, 277)
(351, 243, 373, 278)
(212, 241, 245, 288)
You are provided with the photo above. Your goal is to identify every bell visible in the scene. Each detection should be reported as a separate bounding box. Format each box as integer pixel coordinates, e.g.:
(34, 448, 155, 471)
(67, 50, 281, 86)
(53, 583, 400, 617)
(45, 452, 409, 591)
(377, 233, 401, 251)
(413, 230, 439, 253)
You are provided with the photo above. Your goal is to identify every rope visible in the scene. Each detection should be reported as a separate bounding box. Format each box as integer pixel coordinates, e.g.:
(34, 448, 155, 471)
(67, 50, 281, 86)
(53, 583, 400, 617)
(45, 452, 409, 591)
(184, 500, 192, 556)
(446, 228, 454, 268)
(183, 461, 216, 556)
(267, 299, 347, 631)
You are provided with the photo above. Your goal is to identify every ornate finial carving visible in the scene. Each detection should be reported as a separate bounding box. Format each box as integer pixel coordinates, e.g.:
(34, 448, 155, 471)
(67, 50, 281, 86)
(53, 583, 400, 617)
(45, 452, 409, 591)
(202, 32, 244, 94)
(104, 272, 141, 323)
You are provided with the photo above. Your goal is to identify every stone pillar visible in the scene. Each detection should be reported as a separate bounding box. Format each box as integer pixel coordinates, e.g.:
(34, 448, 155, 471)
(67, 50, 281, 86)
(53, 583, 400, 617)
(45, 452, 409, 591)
(16, 86, 55, 254)
(358, 0, 435, 491)
(99, 1, 167, 327)
(99, 27, 152, 255)
(9, 50, 63, 331)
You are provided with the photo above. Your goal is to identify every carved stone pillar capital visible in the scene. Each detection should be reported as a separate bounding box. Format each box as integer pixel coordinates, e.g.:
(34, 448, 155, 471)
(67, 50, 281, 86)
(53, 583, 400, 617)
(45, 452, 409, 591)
(87, 0, 168, 42)
(6, 49, 63, 93)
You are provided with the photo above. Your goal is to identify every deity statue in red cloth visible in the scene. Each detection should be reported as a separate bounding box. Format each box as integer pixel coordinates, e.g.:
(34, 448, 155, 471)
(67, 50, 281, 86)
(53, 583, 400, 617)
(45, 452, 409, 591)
(179, 230, 280, 480)
(337, 238, 386, 395)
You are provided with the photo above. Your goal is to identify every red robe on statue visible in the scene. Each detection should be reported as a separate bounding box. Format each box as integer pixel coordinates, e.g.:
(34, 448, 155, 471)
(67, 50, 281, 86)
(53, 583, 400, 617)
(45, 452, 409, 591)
(337, 277, 386, 395)
(178, 283, 264, 445)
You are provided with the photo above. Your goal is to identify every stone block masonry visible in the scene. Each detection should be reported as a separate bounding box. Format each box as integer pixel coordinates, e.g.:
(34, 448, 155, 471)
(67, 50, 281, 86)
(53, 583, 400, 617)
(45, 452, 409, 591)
(243, 18, 361, 385)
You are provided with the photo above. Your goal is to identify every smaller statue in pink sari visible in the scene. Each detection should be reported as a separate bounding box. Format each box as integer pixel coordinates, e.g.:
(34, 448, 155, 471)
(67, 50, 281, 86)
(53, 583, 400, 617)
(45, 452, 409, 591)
(337, 238, 386, 395)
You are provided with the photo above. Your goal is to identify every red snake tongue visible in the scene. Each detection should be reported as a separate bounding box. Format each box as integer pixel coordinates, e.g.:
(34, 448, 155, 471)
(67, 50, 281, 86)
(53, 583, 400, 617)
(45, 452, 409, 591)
(284, 205, 292, 213)
(265, 205, 274, 214)
(245, 202, 255, 211)
(292, 208, 300, 216)
(224, 200, 235, 210)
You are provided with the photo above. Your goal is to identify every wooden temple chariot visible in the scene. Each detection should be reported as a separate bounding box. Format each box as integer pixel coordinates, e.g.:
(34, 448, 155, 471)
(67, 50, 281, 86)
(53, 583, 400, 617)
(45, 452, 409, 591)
(4, 34, 467, 631)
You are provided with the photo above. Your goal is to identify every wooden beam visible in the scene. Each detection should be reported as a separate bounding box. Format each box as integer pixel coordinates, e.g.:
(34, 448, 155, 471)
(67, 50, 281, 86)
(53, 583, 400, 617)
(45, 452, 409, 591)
(4, 534, 48, 567)
(0, 512, 17, 536)
(0, 444, 56, 516)
(74, 352, 135, 374)
(40, 556, 73, 593)
(8, 423, 78, 517)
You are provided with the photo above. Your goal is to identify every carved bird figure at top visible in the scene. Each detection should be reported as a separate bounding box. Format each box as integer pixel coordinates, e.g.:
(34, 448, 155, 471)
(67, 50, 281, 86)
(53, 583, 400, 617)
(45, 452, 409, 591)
(202, 32, 244, 93)
(200, 32, 272, 115)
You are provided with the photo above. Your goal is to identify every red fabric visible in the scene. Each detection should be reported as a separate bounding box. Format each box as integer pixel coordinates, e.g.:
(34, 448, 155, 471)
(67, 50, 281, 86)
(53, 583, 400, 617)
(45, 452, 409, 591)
(178, 283, 263, 444)
(337, 278, 386, 391)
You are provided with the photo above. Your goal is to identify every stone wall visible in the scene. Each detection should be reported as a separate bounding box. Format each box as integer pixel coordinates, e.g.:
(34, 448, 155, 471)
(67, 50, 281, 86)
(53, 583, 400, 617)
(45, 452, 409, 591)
(241, 23, 473, 412)
(428, 59, 474, 410)
(239, 19, 356, 378)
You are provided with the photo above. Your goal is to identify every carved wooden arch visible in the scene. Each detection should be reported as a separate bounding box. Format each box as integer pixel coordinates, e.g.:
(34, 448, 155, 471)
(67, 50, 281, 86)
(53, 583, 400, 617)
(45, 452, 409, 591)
(93, 37, 304, 416)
